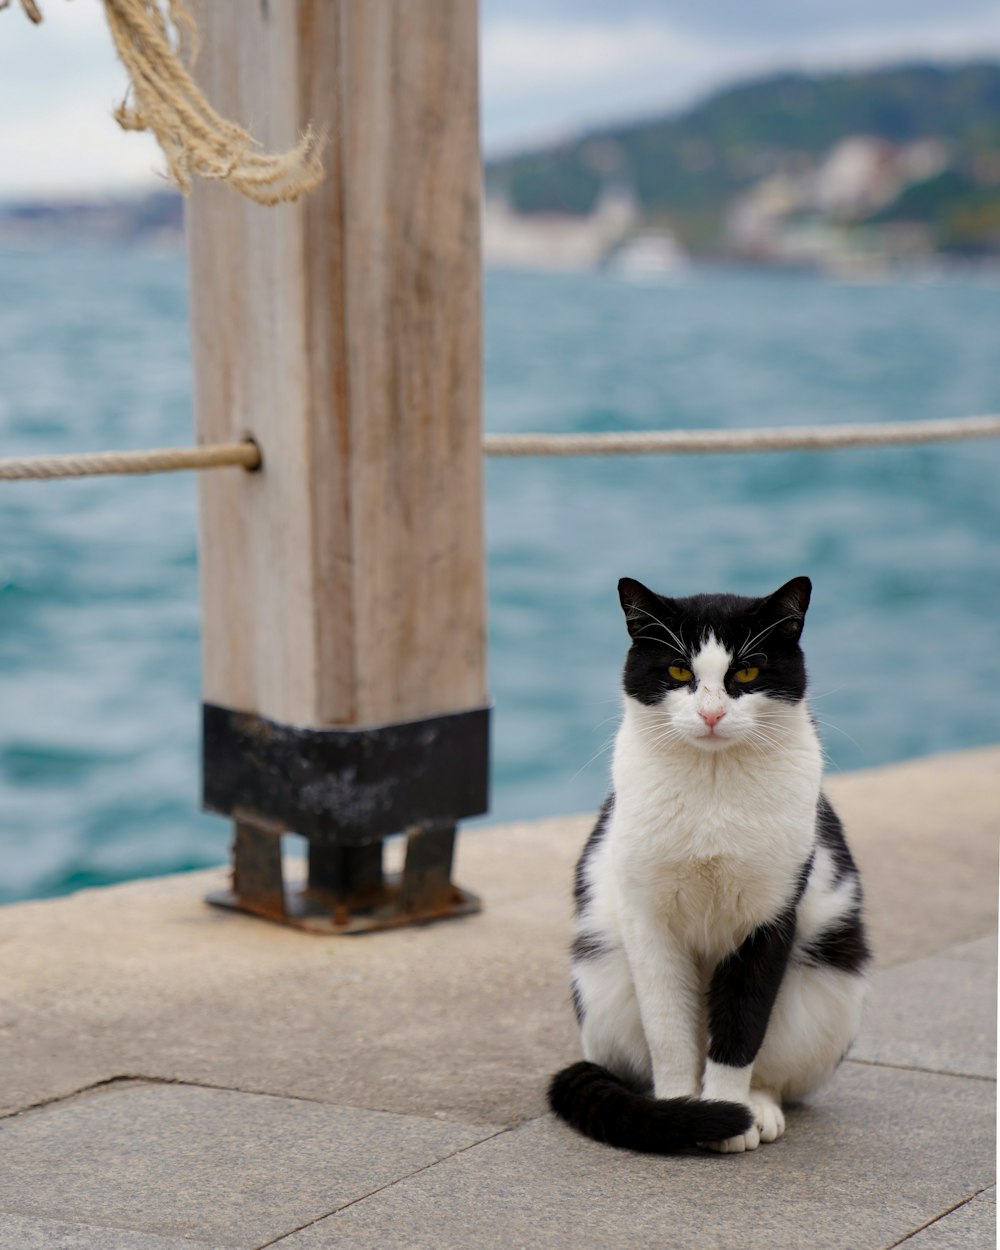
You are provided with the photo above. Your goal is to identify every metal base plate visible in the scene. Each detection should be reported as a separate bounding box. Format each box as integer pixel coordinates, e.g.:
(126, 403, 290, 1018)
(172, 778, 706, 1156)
(206, 876, 481, 935)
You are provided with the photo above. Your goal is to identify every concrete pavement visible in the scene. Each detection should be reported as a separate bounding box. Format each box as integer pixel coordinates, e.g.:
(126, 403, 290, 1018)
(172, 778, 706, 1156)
(0, 746, 996, 1249)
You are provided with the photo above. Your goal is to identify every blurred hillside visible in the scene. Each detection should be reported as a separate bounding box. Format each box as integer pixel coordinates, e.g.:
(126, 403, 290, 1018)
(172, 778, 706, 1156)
(485, 62, 1000, 266)
(2, 62, 998, 271)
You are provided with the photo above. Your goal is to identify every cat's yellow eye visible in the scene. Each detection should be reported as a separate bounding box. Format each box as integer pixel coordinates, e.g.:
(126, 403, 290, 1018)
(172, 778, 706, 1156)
(668, 665, 693, 682)
(734, 666, 759, 684)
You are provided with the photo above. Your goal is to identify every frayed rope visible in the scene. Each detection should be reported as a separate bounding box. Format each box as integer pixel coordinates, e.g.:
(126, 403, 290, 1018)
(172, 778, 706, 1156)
(3, 0, 326, 205)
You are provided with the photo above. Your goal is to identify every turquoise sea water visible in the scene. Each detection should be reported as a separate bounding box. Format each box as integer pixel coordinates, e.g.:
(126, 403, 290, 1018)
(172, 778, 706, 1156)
(1, 246, 998, 903)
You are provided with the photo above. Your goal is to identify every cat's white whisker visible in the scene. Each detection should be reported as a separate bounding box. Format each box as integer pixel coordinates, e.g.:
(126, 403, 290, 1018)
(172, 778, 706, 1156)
(568, 732, 620, 784)
(631, 630, 675, 651)
(813, 717, 863, 754)
(738, 614, 798, 659)
(628, 605, 690, 658)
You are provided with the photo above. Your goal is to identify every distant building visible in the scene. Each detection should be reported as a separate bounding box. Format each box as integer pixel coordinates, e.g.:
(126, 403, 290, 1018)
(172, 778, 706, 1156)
(813, 137, 900, 217)
(606, 230, 689, 279)
(482, 186, 638, 271)
(727, 136, 950, 269)
(727, 174, 806, 254)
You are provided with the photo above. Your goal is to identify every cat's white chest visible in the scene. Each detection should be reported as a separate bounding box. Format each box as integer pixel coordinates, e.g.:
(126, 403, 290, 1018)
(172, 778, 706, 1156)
(611, 806, 789, 957)
(608, 707, 822, 956)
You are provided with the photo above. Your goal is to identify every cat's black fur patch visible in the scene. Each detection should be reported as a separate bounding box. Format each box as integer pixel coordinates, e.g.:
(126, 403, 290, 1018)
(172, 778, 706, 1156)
(571, 798, 615, 1023)
(618, 576, 811, 708)
(571, 932, 610, 962)
(794, 849, 817, 900)
(706, 857, 812, 1070)
(573, 794, 613, 911)
(548, 1061, 753, 1154)
(799, 908, 872, 974)
(816, 793, 861, 885)
(707, 909, 797, 1069)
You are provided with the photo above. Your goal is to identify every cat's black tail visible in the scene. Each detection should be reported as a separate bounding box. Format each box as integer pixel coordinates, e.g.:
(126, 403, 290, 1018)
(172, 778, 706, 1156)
(548, 1061, 753, 1154)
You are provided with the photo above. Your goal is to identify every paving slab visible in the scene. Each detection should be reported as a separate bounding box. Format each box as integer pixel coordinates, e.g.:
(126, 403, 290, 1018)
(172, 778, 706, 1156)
(1, 747, 996, 1126)
(0, 1213, 225, 1250)
(0, 1082, 495, 1249)
(0, 824, 581, 1125)
(852, 944, 997, 1080)
(0, 747, 995, 1250)
(824, 746, 999, 969)
(900, 1188, 996, 1250)
(273, 1064, 993, 1250)
(935, 937, 997, 965)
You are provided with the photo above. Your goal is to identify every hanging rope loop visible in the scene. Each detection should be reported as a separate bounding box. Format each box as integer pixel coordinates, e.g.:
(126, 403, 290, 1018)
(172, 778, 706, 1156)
(3, 0, 326, 204)
(1, 0, 43, 22)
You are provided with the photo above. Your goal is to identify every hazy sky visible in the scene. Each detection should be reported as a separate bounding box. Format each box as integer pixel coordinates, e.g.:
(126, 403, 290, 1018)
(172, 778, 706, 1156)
(1, 0, 999, 197)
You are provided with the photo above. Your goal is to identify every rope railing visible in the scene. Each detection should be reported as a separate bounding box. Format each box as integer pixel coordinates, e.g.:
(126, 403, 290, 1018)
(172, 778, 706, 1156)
(0, 440, 260, 481)
(1, 414, 999, 481)
(483, 414, 1000, 457)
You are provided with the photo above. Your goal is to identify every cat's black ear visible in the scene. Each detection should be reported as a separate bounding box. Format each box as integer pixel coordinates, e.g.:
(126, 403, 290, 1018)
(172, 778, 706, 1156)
(761, 576, 812, 641)
(618, 577, 671, 640)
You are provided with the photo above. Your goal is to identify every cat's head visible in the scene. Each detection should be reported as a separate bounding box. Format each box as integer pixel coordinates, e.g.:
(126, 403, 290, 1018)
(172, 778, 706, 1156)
(618, 576, 812, 752)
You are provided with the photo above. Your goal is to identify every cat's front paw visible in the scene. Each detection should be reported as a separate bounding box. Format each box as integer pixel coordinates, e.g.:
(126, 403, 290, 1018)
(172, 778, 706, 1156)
(700, 1092, 784, 1154)
(700, 1115, 761, 1154)
(750, 1089, 785, 1143)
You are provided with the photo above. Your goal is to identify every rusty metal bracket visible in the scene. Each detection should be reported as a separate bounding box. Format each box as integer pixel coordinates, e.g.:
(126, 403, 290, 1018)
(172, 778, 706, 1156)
(206, 817, 480, 934)
(202, 705, 488, 933)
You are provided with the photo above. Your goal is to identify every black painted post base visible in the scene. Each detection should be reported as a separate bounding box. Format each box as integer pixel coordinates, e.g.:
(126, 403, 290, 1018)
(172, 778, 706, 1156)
(202, 704, 489, 935)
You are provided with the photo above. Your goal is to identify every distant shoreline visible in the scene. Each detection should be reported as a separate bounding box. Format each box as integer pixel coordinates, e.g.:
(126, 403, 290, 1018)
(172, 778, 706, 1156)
(2, 232, 997, 286)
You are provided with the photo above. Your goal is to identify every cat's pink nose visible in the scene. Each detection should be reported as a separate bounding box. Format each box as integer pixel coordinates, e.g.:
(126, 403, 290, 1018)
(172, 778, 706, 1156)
(700, 708, 726, 728)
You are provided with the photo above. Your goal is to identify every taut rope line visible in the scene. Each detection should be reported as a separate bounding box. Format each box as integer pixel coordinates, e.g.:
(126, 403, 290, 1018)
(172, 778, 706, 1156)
(483, 414, 1000, 457)
(1, 416, 999, 481)
(0, 441, 260, 482)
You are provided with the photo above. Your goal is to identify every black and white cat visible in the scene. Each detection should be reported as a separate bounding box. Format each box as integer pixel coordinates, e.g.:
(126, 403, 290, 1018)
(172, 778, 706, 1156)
(549, 576, 870, 1154)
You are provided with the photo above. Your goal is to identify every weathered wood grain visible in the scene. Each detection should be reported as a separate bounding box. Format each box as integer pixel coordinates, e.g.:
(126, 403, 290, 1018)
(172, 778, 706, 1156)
(186, 0, 485, 730)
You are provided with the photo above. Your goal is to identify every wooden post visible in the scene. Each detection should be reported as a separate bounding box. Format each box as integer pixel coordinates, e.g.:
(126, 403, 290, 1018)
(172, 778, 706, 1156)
(185, 1, 488, 932)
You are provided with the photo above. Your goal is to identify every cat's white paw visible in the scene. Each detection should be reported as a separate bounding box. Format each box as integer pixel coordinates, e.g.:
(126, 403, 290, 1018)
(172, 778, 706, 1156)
(702, 1120, 761, 1153)
(750, 1090, 785, 1143)
(700, 1092, 784, 1153)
